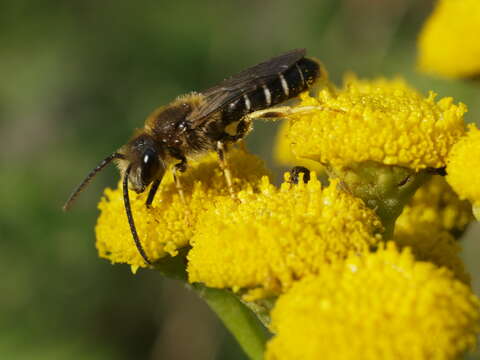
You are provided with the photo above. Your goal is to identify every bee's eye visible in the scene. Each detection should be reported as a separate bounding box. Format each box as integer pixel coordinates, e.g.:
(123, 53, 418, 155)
(141, 148, 160, 185)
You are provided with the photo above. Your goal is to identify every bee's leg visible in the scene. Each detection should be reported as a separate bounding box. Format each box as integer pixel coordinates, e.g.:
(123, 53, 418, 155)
(244, 105, 343, 121)
(216, 141, 235, 197)
(174, 156, 188, 173)
(171, 159, 195, 226)
(237, 138, 247, 152)
(234, 122, 250, 152)
(172, 162, 188, 206)
(222, 119, 251, 143)
(145, 179, 160, 208)
(288, 166, 311, 185)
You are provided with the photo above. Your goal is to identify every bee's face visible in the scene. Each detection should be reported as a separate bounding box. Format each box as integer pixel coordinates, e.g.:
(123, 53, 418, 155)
(129, 147, 165, 193)
(119, 134, 166, 193)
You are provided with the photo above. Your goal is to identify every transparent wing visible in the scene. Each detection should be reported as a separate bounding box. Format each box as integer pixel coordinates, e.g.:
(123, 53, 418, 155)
(188, 49, 306, 127)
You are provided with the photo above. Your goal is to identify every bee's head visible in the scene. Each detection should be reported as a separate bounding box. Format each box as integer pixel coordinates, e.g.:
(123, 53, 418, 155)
(63, 132, 165, 266)
(118, 133, 166, 193)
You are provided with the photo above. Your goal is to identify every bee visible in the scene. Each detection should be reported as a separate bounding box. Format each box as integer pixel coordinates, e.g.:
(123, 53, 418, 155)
(64, 49, 325, 265)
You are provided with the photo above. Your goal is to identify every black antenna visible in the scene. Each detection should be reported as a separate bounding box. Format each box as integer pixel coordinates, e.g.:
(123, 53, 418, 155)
(123, 165, 152, 265)
(63, 153, 125, 211)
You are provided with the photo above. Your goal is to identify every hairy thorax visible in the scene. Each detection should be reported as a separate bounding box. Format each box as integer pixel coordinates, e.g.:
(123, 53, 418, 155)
(144, 93, 218, 158)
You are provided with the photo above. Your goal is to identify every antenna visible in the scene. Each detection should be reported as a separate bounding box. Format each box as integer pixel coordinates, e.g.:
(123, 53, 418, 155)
(123, 165, 152, 265)
(63, 153, 125, 211)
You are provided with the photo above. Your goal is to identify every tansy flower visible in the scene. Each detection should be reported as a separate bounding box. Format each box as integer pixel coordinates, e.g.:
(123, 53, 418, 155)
(447, 124, 480, 219)
(396, 176, 473, 235)
(394, 228, 470, 284)
(287, 75, 466, 171)
(266, 243, 480, 360)
(417, 0, 480, 78)
(95, 147, 270, 272)
(274, 120, 323, 174)
(187, 176, 383, 301)
(393, 176, 472, 283)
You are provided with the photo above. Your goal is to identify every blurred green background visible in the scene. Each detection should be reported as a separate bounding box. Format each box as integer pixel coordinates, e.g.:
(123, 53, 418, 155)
(1, 0, 479, 359)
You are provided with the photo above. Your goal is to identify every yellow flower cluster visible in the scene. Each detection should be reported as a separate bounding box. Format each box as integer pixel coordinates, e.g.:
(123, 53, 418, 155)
(396, 176, 473, 234)
(95, 147, 270, 272)
(394, 228, 470, 284)
(187, 176, 382, 300)
(394, 177, 472, 284)
(266, 244, 480, 360)
(287, 76, 466, 171)
(418, 0, 480, 78)
(447, 124, 480, 219)
(93, 69, 480, 359)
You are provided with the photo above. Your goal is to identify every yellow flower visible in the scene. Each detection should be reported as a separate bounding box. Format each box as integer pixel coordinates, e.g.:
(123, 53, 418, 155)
(95, 147, 270, 272)
(274, 120, 323, 174)
(187, 176, 383, 300)
(266, 243, 480, 360)
(287, 76, 466, 171)
(394, 228, 470, 284)
(418, 0, 480, 78)
(396, 176, 473, 234)
(393, 176, 472, 283)
(447, 124, 480, 219)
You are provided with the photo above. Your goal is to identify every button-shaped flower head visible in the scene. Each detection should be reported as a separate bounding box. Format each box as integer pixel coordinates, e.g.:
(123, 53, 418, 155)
(418, 0, 480, 78)
(266, 243, 480, 360)
(447, 124, 480, 219)
(187, 175, 383, 300)
(287, 75, 466, 171)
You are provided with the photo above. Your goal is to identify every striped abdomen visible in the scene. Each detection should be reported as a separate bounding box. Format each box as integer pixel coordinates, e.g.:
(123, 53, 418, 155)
(221, 57, 321, 124)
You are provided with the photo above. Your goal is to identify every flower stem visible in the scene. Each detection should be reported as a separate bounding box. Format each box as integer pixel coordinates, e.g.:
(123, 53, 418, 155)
(153, 250, 269, 360)
(192, 284, 270, 360)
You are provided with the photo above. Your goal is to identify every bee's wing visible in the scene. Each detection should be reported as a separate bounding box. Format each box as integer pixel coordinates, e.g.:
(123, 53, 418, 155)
(188, 49, 306, 127)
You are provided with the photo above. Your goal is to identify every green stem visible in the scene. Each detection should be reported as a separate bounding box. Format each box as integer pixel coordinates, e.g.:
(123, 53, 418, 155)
(153, 251, 269, 360)
(192, 284, 270, 360)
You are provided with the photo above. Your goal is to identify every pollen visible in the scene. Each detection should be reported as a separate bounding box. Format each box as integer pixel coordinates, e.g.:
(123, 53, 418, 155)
(187, 176, 383, 300)
(266, 243, 480, 360)
(95, 147, 270, 272)
(417, 0, 480, 78)
(447, 124, 480, 219)
(287, 76, 466, 171)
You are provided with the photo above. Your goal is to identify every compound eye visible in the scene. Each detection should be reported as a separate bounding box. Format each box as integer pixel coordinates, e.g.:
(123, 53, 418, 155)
(141, 148, 160, 185)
